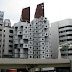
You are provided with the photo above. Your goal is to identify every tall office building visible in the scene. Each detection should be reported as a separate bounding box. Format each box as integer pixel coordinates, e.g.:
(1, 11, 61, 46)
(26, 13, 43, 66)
(0, 11, 4, 57)
(14, 3, 51, 59)
(3, 19, 13, 58)
(50, 19, 72, 59)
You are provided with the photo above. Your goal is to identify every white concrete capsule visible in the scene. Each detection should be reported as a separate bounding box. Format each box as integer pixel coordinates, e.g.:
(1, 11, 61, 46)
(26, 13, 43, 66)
(15, 53, 19, 58)
(28, 55, 33, 59)
(23, 44, 28, 48)
(40, 54, 45, 59)
(20, 49, 24, 53)
(40, 51, 45, 54)
(20, 54, 24, 58)
(40, 42, 45, 46)
(28, 50, 33, 54)
(23, 35, 28, 39)
(15, 49, 19, 53)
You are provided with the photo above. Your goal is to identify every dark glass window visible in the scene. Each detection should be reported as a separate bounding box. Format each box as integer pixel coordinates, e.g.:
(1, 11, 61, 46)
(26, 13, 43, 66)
(0, 29, 2, 31)
(30, 56, 32, 58)
(0, 34, 2, 36)
(0, 24, 2, 26)
(68, 53, 72, 56)
(9, 45, 13, 47)
(67, 39, 72, 41)
(68, 48, 72, 51)
(59, 25, 72, 29)
(9, 35, 13, 38)
(9, 30, 13, 33)
(9, 50, 12, 53)
(9, 40, 13, 43)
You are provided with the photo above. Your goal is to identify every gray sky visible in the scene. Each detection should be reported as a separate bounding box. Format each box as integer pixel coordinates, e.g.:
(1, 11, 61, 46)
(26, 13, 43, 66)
(0, 0, 72, 26)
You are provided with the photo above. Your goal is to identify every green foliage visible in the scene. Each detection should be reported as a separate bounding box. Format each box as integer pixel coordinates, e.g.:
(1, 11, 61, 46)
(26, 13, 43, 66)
(61, 45, 69, 51)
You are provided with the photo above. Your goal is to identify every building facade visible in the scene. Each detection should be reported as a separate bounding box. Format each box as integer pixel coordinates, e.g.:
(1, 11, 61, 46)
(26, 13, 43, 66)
(3, 19, 13, 58)
(14, 3, 51, 59)
(14, 17, 51, 59)
(0, 11, 4, 57)
(50, 19, 72, 59)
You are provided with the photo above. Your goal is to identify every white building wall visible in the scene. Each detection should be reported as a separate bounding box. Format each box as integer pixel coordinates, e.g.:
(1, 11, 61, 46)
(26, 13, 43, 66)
(3, 27, 13, 57)
(14, 22, 29, 58)
(50, 19, 72, 59)
(50, 22, 59, 59)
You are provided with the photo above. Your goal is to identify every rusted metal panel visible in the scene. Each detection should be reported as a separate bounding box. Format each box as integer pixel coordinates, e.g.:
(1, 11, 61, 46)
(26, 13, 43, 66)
(34, 3, 44, 18)
(20, 7, 30, 23)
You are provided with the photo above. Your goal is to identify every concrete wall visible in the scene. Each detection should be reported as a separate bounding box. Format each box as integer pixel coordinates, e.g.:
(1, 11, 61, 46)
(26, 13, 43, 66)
(50, 22, 59, 59)
(3, 27, 13, 57)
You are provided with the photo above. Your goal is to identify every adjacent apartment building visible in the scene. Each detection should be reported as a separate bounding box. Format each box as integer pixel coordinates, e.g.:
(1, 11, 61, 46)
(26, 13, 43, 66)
(3, 19, 14, 58)
(50, 19, 72, 59)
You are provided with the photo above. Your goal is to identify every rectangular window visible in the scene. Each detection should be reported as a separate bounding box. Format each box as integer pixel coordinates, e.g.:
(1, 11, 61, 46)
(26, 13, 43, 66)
(4, 35, 5, 37)
(9, 50, 12, 52)
(9, 45, 13, 47)
(0, 24, 2, 26)
(9, 50, 12, 53)
(9, 30, 13, 33)
(0, 34, 2, 36)
(0, 29, 2, 31)
(9, 40, 13, 43)
(9, 35, 13, 38)
(0, 40, 1, 42)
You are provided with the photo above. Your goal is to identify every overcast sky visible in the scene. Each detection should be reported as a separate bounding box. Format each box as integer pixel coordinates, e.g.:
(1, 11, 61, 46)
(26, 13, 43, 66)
(0, 0, 72, 26)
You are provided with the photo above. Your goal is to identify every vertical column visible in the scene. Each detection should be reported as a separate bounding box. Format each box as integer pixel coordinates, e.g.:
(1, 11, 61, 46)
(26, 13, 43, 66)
(33, 21, 40, 59)
(14, 26, 19, 58)
(23, 24, 28, 59)
(39, 18, 45, 59)
(28, 23, 33, 59)
(43, 17, 51, 59)
(17, 25, 23, 58)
